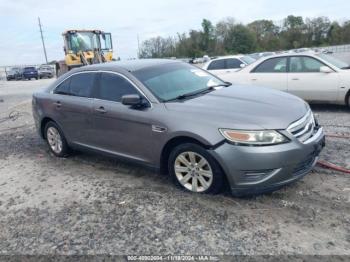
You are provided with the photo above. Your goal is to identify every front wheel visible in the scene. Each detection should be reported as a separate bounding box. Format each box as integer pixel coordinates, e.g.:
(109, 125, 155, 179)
(45, 121, 70, 157)
(168, 143, 225, 194)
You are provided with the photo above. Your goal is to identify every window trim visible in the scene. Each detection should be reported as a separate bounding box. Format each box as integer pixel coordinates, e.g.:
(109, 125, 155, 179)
(251, 56, 288, 73)
(52, 70, 152, 107)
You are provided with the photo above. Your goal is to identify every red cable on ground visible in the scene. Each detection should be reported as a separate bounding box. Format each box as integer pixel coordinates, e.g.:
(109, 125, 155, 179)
(326, 134, 350, 139)
(317, 160, 350, 174)
(315, 134, 350, 173)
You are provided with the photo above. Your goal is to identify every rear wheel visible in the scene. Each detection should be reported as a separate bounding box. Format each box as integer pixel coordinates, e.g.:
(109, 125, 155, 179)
(168, 143, 224, 194)
(45, 121, 69, 157)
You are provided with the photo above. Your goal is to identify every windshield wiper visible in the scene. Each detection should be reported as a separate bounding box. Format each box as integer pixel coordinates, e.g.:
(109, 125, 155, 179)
(165, 86, 216, 102)
(208, 82, 232, 88)
(164, 83, 231, 102)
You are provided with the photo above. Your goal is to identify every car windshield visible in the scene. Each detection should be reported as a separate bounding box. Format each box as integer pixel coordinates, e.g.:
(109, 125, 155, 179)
(316, 54, 349, 69)
(69, 32, 99, 52)
(240, 55, 256, 65)
(133, 63, 226, 102)
(24, 67, 35, 71)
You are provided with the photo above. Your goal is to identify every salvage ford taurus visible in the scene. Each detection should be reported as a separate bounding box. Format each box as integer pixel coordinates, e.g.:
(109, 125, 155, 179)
(32, 59, 325, 196)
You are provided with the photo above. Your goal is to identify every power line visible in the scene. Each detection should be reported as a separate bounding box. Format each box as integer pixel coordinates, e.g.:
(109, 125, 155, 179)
(38, 17, 48, 64)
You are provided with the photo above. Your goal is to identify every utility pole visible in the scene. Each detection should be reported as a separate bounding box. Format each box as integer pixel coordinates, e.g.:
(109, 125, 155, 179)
(38, 17, 48, 64)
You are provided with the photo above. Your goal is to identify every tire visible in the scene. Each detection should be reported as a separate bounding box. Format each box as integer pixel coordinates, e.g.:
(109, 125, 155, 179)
(35, 77, 38, 80)
(44, 121, 70, 157)
(168, 143, 224, 194)
(347, 93, 350, 109)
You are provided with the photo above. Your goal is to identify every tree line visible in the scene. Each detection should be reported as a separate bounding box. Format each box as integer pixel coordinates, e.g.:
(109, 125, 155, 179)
(139, 15, 350, 58)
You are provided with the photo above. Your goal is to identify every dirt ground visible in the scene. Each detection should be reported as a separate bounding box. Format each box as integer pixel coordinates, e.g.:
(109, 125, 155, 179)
(0, 79, 349, 256)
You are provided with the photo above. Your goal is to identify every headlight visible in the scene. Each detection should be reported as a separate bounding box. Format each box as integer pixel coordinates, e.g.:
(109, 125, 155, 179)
(219, 129, 289, 146)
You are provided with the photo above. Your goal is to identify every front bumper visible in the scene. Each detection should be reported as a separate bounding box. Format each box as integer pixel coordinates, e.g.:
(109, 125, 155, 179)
(210, 127, 325, 196)
(39, 72, 53, 78)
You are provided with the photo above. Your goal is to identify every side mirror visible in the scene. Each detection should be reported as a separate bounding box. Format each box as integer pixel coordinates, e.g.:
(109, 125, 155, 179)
(121, 94, 147, 107)
(320, 66, 333, 73)
(240, 63, 246, 68)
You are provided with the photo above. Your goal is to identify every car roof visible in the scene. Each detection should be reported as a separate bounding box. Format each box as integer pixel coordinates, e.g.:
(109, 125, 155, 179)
(210, 55, 245, 61)
(75, 59, 180, 73)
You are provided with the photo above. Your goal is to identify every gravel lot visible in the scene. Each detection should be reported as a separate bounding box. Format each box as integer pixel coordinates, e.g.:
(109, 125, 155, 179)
(0, 79, 349, 256)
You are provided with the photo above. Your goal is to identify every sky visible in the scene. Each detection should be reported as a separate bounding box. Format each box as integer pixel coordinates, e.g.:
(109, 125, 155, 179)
(0, 0, 349, 66)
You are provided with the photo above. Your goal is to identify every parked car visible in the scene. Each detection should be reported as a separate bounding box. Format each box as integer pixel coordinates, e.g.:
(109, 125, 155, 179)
(23, 66, 39, 80)
(38, 65, 54, 79)
(212, 52, 350, 107)
(6, 67, 22, 80)
(202, 55, 256, 77)
(32, 60, 325, 196)
(249, 52, 275, 60)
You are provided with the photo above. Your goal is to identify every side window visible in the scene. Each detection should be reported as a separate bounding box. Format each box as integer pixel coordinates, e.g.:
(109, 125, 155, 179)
(54, 78, 71, 95)
(226, 58, 242, 69)
(69, 73, 95, 97)
(54, 73, 95, 97)
(253, 57, 287, 73)
(290, 56, 327, 73)
(96, 73, 139, 102)
(207, 60, 225, 70)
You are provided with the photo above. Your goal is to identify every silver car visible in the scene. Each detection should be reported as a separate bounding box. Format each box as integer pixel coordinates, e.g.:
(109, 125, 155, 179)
(32, 59, 325, 196)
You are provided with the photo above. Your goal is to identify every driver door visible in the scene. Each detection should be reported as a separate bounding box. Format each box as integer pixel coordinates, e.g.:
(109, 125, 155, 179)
(287, 56, 339, 101)
(90, 72, 154, 163)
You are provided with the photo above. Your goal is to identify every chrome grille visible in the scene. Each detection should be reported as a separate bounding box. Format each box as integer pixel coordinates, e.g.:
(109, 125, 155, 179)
(287, 110, 315, 143)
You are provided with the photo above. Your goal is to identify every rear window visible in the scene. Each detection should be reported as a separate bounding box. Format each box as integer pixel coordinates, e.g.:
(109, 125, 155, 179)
(207, 60, 225, 70)
(24, 67, 35, 71)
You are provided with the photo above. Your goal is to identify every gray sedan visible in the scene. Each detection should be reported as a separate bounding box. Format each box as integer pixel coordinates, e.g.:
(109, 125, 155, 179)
(32, 59, 325, 196)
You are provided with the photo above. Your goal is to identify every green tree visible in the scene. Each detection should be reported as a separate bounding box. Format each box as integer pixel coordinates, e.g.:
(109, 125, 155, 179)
(248, 19, 280, 50)
(200, 19, 215, 53)
(281, 15, 306, 48)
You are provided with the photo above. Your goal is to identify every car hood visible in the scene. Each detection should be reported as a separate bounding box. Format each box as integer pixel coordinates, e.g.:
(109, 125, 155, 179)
(164, 85, 309, 130)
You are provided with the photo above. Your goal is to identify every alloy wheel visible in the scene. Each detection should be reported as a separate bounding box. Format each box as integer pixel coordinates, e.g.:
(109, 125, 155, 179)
(47, 127, 63, 154)
(174, 151, 213, 192)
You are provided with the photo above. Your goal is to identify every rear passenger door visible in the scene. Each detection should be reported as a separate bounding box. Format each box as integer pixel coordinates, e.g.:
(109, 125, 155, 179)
(90, 72, 154, 163)
(52, 72, 97, 145)
(249, 57, 288, 92)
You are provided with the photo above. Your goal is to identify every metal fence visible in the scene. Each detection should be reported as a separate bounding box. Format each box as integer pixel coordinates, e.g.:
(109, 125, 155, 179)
(323, 44, 350, 53)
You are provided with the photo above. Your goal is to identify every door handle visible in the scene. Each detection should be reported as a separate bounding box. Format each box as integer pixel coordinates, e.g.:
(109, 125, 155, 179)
(291, 78, 299, 81)
(251, 78, 257, 81)
(95, 106, 107, 113)
(53, 101, 61, 108)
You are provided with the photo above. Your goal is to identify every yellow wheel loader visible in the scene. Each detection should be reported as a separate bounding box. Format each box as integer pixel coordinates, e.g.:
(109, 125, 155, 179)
(57, 30, 113, 76)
